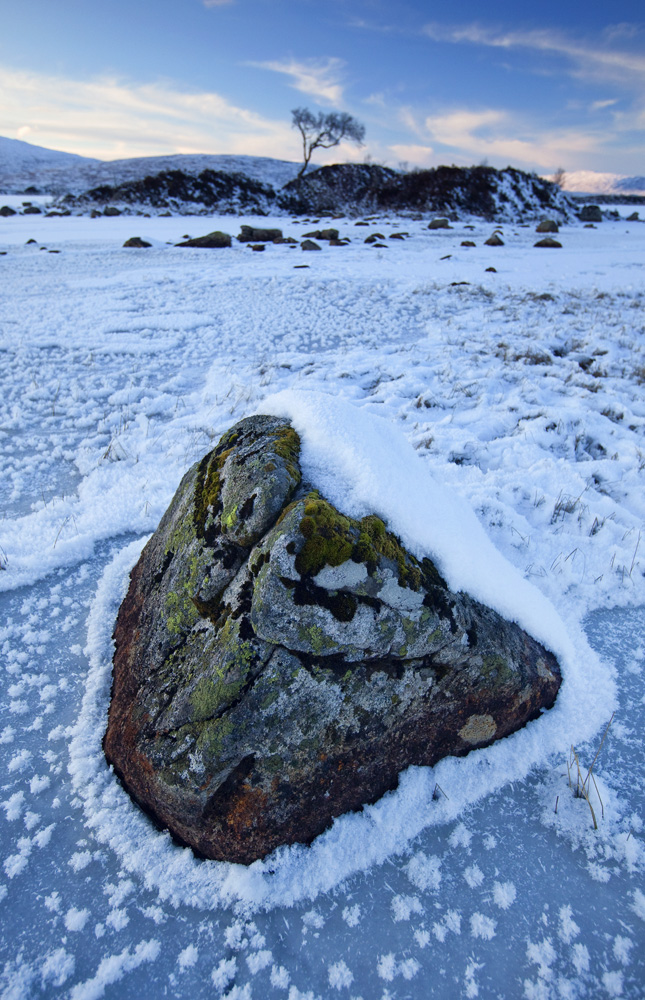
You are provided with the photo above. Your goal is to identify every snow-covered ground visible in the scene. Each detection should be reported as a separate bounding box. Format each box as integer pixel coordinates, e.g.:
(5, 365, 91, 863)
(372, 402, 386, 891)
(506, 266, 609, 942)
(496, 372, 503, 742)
(1, 209, 644, 999)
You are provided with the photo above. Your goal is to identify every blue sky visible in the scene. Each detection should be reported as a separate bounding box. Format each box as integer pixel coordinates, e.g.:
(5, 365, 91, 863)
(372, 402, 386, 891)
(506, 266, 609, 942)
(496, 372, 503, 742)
(1, 0, 644, 174)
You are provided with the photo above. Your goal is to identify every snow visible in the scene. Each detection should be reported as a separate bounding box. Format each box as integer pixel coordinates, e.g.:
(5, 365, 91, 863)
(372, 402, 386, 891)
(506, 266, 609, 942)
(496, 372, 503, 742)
(0, 206, 644, 997)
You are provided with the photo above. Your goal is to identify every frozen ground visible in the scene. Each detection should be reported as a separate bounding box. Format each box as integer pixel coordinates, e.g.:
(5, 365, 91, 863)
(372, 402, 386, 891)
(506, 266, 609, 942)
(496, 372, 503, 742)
(0, 209, 644, 998)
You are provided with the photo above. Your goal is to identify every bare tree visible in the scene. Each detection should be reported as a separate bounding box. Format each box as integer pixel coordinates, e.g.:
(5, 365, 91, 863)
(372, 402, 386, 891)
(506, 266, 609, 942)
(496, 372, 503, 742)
(552, 166, 566, 188)
(291, 107, 366, 179)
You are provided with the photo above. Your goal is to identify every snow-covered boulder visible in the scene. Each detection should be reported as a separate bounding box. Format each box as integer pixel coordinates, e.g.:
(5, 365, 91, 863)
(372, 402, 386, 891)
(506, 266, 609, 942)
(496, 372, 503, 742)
(104, 415, 562, 864)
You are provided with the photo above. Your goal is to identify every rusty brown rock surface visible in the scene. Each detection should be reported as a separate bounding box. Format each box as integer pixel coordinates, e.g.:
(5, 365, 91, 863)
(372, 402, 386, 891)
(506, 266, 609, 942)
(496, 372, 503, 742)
(104, 414, 562, 864)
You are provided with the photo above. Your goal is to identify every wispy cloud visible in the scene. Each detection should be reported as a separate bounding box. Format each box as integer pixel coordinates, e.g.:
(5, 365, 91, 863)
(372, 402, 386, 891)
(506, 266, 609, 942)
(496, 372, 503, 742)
(422, 22, 645, 87)
(0, 67, 298, 160)
(248, 57, 345, 105)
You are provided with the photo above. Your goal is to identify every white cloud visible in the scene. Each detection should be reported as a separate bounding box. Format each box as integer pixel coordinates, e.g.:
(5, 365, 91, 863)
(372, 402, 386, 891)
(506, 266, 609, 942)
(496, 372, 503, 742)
(388, 144, 434, 167)
(248, 57, 345, 105)
(420, 106, 602, 170)
(591, 98, 619, 110)
(0, 67, 299, 160)
(422, 22, 645, 88)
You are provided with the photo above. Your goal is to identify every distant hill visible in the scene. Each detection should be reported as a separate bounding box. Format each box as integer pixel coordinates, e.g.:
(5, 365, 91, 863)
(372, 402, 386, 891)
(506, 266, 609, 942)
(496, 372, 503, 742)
(0, 136, 300, 194)
(552, 169, 645, 196)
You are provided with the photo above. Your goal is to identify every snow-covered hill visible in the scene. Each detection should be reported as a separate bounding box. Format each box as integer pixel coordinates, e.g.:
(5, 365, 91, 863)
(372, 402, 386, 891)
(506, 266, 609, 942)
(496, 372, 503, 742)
(0, 136, 300, 195)
(553, 169, 645, 195)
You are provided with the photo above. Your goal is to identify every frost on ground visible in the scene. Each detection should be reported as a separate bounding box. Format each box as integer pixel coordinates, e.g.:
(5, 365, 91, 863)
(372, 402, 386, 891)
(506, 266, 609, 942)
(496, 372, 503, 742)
(0, 211, 644, 998)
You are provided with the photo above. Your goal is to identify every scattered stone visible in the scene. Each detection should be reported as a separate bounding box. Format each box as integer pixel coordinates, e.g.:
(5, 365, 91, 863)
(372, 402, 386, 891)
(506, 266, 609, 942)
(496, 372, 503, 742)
(45, 211, 65, 217)
(450, 281, 470, 286)
(302, 229, 339, 241)
(536, 219, 559, 233)
(160, 211, 172, 217)
(534, 237, 562, 248)
(364, 233, 385, 243)
(484, 233, 504, 246)
(428, 218, 452, 229)
(103, 206, 121, 216)
(389, 233, 407, 239)
(176, 231, 232, 249)
(123, 237, 152, 248)
(293, 264, 310, 268)
(461, 240, 476, 247)
(48, 250, 61, 254)
(22, 206, 41, 215)
(0, 206, 16, 217)
(25, 238, 37, 244)
(301, 240, 321, 251)
(485, 266, 497, 272)
(90, 210, 102, 218)
(584, 223, 596, 229)
(371, 243, 388, 248)
(627, 212, 640, 222)
(354, 221, 369, 226)
(238, 226, 282, 243)
(328, 238, 349, 246)
(249, 243, 265, 251)
(104, 415, 562, 864)
(578, 205, 602, 223)
(272, 236, 299, 244)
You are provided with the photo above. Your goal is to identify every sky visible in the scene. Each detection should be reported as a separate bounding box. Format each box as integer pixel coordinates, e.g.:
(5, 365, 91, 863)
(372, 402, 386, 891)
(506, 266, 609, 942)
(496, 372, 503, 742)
(0, 0, 644, 175)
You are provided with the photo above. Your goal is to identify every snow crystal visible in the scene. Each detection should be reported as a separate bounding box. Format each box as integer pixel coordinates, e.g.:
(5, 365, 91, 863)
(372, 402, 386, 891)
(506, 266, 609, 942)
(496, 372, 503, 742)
(212, 957, 237, 991)
(68, 940, 160, 1000)
(602, 970, 624, 997)
(246, 949, 272, 974)
(328, 960, 353, 989)
(40, 948, 75, 988)
(341, 905, 361, 927)
(405, 852, 442, 892)
(64, 907, 90, 932)
(463, 864, 485, 888)
(470, 913, 496, 940)
(492, 881, 516, 909)
(390, 894, 423, 921)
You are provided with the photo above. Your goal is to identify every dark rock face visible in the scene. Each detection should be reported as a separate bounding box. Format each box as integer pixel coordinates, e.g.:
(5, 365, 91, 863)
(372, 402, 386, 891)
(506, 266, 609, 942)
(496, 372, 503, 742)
(105, 416, 562, 864)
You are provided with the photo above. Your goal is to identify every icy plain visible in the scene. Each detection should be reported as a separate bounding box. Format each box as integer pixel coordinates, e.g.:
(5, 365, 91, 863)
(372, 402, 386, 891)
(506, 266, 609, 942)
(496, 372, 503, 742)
(1, 208, 644, 999)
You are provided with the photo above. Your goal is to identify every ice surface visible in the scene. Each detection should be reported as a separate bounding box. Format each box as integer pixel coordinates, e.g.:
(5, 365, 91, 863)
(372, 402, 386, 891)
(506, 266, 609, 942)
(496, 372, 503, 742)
(1, 210, 644, 997)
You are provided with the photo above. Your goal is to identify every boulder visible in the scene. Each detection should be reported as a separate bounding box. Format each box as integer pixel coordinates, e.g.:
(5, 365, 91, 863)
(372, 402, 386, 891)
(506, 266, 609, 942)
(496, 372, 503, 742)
(123, 237, 152, 248)
(103, 206, 121, 216)
(301, 239, 321, 251)
(536, 219, 559, 233)
(0, 206, 16, 217)
(578, 205, 602, 223)
(428, 218, 452, 229)
(627, 212, 640, 222)
(105, 415, 562, 864)
(461, 240, 476, 247)
(534, 237, 562, 248)
(237, 225, 282, 243)
(176, 231, 232, 248)
(484, 233, 504, 246)
(302, 229, 339, 241)
(22, 205, 42, 215)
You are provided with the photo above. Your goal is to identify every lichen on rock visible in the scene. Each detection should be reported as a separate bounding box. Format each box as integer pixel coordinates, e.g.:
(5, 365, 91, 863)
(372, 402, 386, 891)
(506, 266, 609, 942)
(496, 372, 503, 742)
(104, 414, 562, 864)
